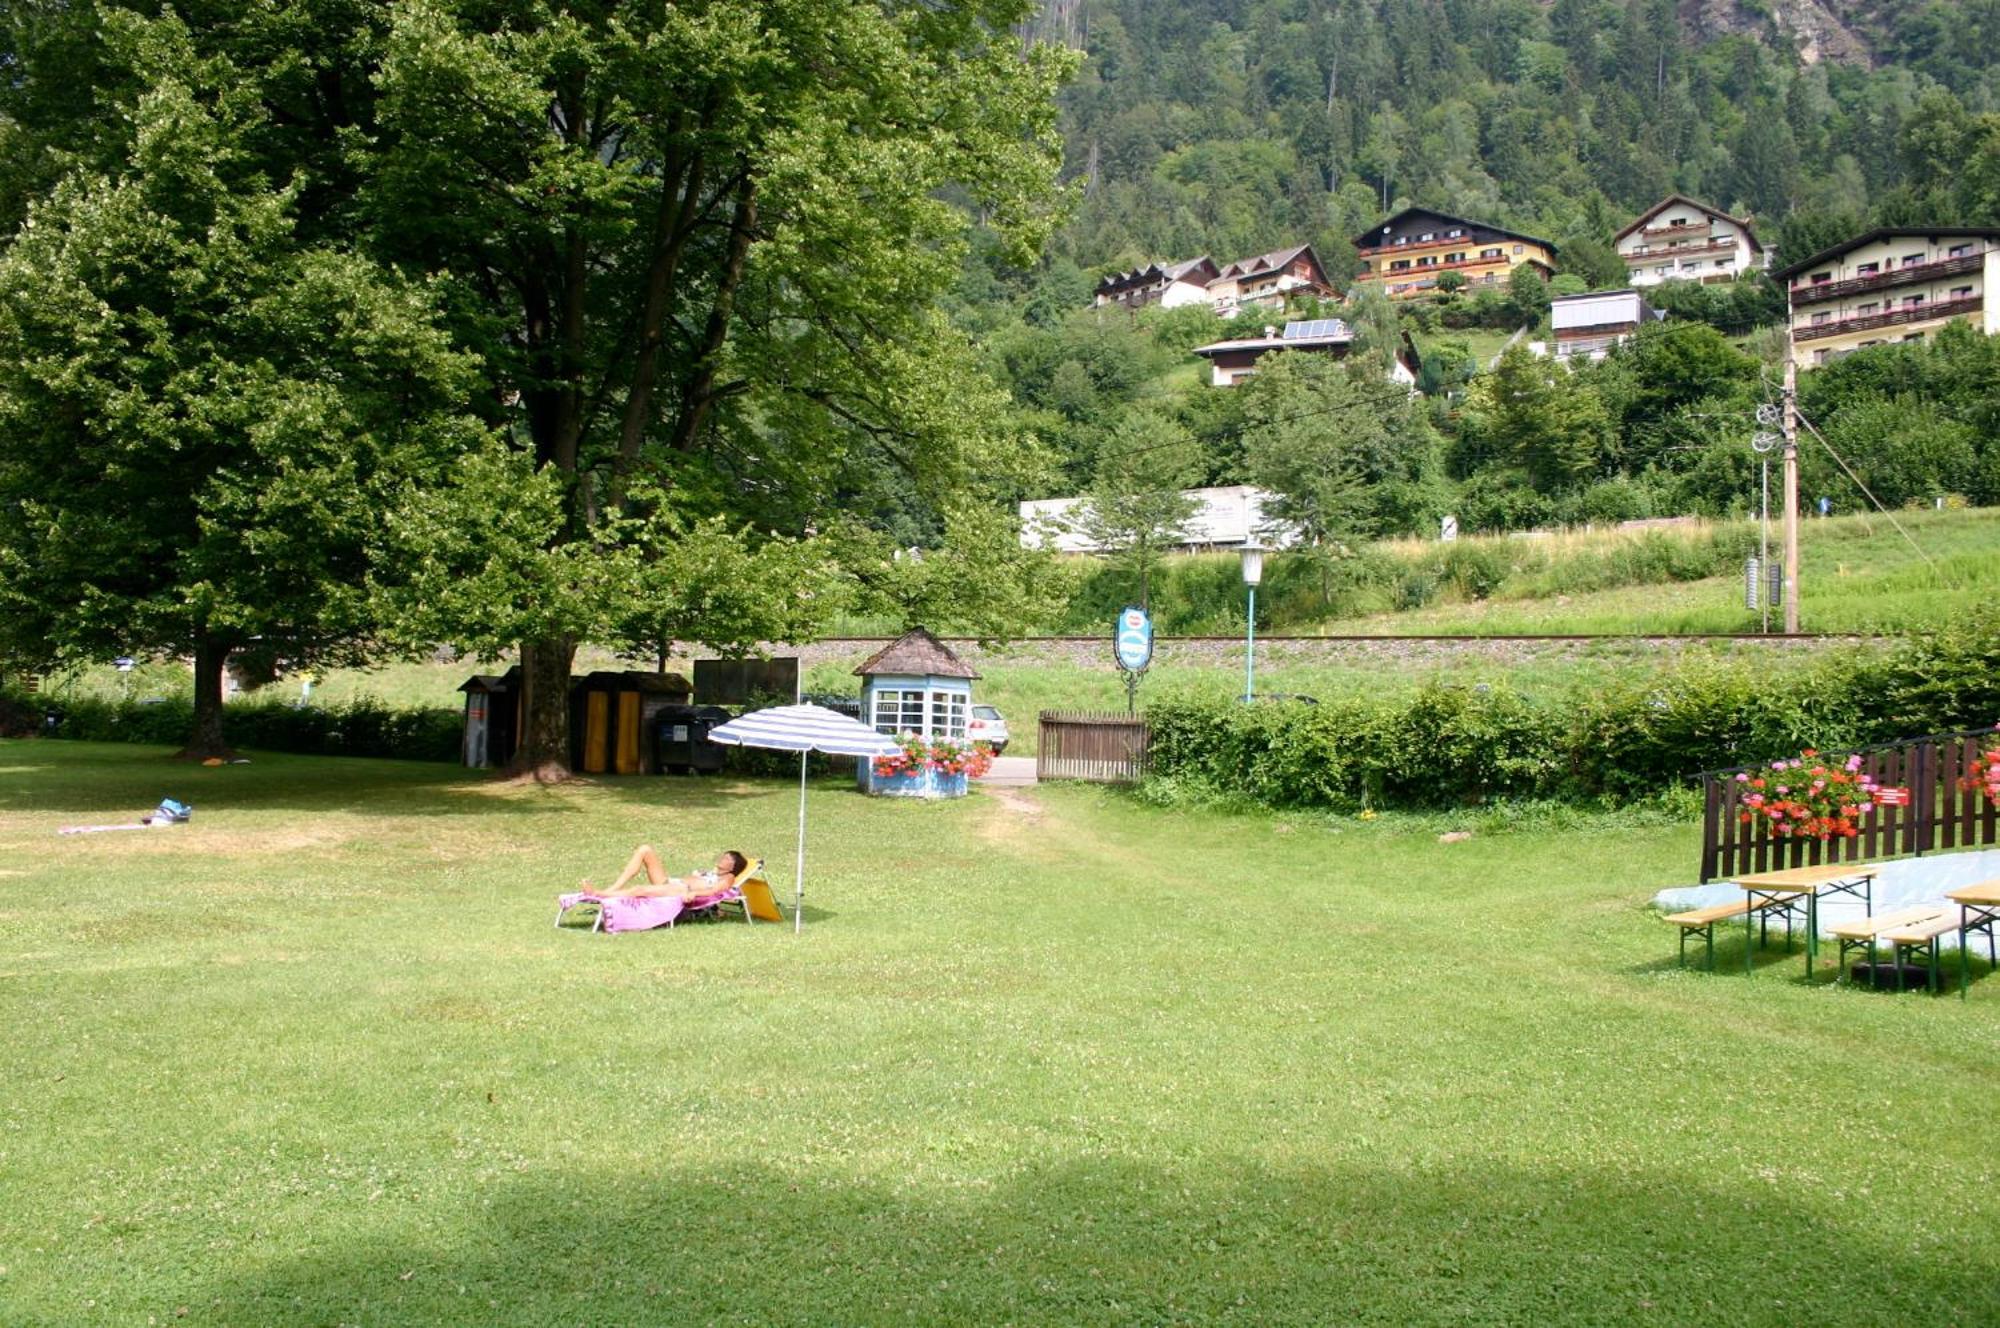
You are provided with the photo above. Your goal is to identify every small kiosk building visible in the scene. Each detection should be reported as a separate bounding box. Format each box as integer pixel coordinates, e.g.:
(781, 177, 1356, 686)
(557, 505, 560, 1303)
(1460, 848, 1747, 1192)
(854, 628, 979, 799)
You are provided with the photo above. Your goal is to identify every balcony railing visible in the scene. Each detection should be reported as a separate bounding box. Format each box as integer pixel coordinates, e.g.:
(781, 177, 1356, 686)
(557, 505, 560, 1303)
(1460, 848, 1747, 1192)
(1628, 238, 1745, 264)
(1554, 334, 1628, 359)
(1789, 250, 1986, 305)
(1372, 253, 1517, 278)
(1556, 321, 1639, 340)
(1638, 220, 1710, 242)
(1357, 238, 1452, 258)
(1793, 295, 1984, 342)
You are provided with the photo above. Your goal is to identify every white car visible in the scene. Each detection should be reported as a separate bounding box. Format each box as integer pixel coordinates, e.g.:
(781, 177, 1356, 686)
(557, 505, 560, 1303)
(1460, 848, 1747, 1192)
(968, 704, 1009, 755)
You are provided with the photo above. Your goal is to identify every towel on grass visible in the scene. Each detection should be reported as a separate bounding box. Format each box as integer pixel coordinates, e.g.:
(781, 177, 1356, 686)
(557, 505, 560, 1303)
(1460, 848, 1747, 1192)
(557, 886, 738, 934)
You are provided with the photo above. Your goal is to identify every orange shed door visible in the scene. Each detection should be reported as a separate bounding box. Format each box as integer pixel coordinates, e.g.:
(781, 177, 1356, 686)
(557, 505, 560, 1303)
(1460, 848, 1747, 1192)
(614, 691, 642, 774)
(583, 691, 610, 773)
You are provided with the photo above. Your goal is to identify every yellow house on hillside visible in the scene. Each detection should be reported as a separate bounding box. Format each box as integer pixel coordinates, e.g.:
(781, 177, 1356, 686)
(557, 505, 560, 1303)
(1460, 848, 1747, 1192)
(1350, 207, 1556, 300)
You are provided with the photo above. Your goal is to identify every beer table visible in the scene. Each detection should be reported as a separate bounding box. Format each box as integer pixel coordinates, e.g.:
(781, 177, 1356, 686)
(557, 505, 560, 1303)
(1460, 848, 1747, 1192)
(1949, 879, 2000, 999)
(1733, 863, 1876, 977)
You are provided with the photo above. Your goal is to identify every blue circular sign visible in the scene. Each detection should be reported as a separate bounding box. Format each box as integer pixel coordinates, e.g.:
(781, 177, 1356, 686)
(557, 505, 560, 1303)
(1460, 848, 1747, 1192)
(1114, 605, 1153, 672)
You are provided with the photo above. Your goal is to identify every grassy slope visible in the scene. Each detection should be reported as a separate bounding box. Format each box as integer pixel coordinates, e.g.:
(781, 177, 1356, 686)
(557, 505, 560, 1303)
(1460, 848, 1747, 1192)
(1308, 507, 2000, 636)
(3, 744, 1998, 1325)
(1411, 325, 1523, 369)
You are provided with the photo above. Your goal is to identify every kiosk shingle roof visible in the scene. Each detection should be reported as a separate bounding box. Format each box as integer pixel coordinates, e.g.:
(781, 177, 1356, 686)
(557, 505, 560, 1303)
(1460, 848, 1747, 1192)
(852, 627, 980, 679)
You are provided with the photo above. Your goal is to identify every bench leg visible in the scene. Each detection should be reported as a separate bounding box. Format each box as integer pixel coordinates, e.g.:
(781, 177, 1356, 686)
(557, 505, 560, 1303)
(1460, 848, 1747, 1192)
(1678, 927, 1687, 969)
(1706, 923, 1715, 973)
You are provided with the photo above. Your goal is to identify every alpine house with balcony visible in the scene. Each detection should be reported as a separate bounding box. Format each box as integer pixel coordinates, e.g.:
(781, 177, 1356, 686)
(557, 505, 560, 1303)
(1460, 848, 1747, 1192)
(1615, 195, 1767, 286)
(1776, 227, 2000, 367)
(1350, 208, 1556, 300)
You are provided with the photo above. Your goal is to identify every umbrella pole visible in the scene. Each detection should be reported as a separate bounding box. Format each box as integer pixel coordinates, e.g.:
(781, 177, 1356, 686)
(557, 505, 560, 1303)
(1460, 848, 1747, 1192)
(795, 749, 808, 934)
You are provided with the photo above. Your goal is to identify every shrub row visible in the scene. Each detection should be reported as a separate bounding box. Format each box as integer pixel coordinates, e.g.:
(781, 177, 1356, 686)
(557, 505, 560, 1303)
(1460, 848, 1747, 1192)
(1145, 618, 2000, 810)
(25, 693, 462, 762)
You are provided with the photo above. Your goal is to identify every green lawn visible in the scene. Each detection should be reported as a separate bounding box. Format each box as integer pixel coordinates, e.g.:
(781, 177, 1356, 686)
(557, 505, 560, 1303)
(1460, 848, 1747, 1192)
(4, 743, 1998, 1324)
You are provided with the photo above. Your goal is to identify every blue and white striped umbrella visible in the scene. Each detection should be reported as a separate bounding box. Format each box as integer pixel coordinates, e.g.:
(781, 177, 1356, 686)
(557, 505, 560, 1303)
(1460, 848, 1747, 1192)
(705, 704, 901, 932)
(706, 704, 902, 758)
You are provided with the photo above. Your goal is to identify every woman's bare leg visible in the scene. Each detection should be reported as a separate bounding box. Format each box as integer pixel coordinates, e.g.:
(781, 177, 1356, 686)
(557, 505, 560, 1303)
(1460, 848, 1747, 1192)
(604, 845, 669, 895)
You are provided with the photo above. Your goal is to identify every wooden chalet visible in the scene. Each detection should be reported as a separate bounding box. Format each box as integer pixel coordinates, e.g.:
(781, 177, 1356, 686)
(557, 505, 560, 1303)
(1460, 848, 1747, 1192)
(1351, 208, 1556, 300)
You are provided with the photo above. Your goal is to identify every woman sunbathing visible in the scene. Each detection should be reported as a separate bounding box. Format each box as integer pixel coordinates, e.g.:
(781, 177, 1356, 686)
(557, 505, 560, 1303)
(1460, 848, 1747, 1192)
(582, 848, 749, 900)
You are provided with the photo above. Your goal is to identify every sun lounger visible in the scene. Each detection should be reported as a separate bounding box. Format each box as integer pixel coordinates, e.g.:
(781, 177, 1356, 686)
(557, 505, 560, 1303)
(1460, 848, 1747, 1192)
(700, 859, 781, 924)
(554, 861, 763, 935)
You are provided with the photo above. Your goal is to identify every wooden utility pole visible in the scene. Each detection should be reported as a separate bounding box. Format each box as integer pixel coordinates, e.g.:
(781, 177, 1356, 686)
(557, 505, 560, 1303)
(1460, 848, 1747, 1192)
(1781, 333, 1801, 634)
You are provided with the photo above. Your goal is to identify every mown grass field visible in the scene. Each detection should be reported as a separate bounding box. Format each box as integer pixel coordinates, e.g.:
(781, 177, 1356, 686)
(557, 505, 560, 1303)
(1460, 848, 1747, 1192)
(4, 743, 1998, 1324)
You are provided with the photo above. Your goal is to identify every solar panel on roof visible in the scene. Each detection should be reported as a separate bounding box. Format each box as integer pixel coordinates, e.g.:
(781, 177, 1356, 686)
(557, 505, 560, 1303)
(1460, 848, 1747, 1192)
(1282, 319, 1349, 341)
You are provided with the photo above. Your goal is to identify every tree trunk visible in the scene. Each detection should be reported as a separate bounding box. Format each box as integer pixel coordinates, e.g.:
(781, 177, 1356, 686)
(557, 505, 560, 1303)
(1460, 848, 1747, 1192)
(177, 634, 235, 761)
(507, 636, 577, 781)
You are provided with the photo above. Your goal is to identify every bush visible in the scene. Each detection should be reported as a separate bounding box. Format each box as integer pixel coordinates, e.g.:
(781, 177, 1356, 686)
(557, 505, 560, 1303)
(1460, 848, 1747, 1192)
(1148, 682, 1564, 811)
(1144, 615, 2000, 812)
(1455, 469, 1556, 534)
(1433, 542, 1511, 600)
(1391, 569, 1440, 611)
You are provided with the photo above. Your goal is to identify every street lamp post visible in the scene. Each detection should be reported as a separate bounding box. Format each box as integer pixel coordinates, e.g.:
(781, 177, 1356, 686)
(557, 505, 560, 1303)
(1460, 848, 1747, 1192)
(1239, 537, 1266, 702)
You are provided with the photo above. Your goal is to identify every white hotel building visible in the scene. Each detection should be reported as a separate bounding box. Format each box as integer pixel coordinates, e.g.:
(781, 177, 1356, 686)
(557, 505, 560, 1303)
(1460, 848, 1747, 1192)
(1615, 194, 1767, 287)
(1778, 227, 2000, 367)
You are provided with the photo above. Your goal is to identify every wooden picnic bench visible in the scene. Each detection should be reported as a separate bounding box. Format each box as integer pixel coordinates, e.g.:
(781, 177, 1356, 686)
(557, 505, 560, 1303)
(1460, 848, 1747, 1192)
(1829, 906, 1954, 988)
(1951, 880, 2000, 999)
(1882, 910, 1968, 994)
(1665, 891, 1808, 971)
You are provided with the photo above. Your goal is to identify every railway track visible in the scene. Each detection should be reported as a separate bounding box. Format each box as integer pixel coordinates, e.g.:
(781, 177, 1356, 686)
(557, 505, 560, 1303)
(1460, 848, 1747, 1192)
(813, 632, 1878, 644)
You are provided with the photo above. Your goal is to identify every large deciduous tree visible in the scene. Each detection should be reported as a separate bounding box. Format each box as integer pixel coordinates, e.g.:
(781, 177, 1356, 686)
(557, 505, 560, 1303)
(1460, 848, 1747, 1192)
(358, 0, 1070, 778)
(0, 16, 487, 757)
(2, 0, 1071, 777)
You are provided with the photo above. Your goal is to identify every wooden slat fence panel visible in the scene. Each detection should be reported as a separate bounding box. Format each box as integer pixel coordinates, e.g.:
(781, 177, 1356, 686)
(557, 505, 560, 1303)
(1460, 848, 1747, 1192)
(1038, 711, 1149, 784)
(1699, 727, 2000, 881)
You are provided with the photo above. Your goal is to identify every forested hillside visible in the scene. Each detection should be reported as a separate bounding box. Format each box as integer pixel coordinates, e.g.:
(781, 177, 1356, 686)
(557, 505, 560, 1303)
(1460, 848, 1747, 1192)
(938, 0, 2000, 583)
(1019, 0, 2000, 281)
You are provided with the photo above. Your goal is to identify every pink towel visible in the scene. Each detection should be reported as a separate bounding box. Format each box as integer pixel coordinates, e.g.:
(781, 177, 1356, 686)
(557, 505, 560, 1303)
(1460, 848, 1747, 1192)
(596, 895, 686, 933)
(557, 886, 740, 934)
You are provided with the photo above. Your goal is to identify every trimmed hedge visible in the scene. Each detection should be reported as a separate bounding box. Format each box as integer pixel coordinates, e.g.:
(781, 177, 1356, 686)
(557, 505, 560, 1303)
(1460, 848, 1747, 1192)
(1145, 617, 2000, 810)
(24, 693, 462, 762)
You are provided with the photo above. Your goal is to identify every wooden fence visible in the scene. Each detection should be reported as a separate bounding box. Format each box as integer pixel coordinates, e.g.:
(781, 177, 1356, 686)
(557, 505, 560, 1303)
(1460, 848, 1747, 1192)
(1037, 710, 1150, 784)
(1700, 727, 2000, 882)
